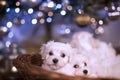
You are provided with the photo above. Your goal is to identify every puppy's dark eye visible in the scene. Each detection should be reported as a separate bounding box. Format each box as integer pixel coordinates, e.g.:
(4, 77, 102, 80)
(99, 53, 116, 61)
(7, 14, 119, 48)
(84, 62, 87, 66)
(49, 52, 53, 55)
(61, 53, 65, 58)
(73, 64, 79, 68)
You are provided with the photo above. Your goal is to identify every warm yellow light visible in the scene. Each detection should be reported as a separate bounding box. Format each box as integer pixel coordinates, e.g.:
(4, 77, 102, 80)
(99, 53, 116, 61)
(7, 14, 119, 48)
(91, 18, 96, 23)
(67, 5, 72, 11)
(16, 1, 20, 6)
(48, 11, 53, 17)
(39, 18, 45, 24)
(11, 66, 18, 72)
(0, 1, 6, 6)
(104, 6, 108, 10)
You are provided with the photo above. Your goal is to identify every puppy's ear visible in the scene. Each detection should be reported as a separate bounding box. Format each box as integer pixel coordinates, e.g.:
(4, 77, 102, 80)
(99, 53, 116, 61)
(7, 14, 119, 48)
(40, 40, 55, 59)
(47, 40, 54, 46)
(68, 48, 77, 63)
(40, 40, 54, 55)
(40, 44, 46, 59)
(65, 43, 75, 63)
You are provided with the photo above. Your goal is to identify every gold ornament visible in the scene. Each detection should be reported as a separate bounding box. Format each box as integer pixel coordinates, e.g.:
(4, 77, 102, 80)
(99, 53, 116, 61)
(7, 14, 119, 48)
(0, 26, 9, 36)
(75, 13, 91, 27)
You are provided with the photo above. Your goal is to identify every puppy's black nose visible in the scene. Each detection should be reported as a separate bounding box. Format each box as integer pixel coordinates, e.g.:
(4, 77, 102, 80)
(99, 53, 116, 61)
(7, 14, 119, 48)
(83, 69, 88, 75)
(53, 58, 58, 64)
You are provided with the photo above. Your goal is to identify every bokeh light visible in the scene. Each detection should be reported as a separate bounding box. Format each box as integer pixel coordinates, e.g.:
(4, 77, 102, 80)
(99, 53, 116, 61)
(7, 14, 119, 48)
(6, 8, 10, 12)
(15, 8, 20, 13)
(28, 8, 34, 14)
(39, 18, 45, 24)
(31, 19, 37, 24)
(98, 20, 103, 25)
(5, 41, 11, 47)
(6, 22, 13, 28)
(46, 17, 52, 23)
(8, 32, 14, 38)
(47, 1, 55, 8)
(16, 1, 20, 6)
(60, 10, 66, 16)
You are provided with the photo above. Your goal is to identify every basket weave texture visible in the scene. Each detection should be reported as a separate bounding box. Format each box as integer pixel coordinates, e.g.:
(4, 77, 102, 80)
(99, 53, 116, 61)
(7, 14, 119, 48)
(13, 54, 118, 80)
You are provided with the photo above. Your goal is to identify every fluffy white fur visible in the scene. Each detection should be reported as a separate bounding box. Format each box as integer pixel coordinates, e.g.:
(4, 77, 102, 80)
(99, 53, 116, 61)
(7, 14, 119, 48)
(70, 53, 98, 78)
(40, 41, 75, 76)
(71, 31, 117, 67)
(70, 31, 120, 79)
(40, 32, 120, 79)
(71, 31, 96, 51)
(71, 31, 115, 52)
(110, 55, 120, 79)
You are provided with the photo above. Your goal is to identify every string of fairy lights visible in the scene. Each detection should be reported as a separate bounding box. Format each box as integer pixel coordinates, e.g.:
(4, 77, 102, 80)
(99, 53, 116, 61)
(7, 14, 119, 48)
(0, 0, 120, 49)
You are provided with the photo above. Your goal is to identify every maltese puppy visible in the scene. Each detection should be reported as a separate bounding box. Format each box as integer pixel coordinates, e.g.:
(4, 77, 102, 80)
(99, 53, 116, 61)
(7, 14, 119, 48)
(74, 49, 119, 78)
(71, 32, 118, 78)
(70, 51, 114, 78)
(71, 31, 117, 76)
(69, 52, 98, 78)
(40, 41, 75, 76)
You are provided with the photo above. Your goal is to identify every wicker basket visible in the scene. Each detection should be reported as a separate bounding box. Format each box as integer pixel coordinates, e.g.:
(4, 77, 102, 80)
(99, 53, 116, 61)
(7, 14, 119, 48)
(13, 54, 118, 80)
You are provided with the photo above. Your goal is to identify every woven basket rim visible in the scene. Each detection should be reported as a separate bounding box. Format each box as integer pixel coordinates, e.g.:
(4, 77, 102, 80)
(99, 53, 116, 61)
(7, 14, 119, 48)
(13, 54, 118, 80)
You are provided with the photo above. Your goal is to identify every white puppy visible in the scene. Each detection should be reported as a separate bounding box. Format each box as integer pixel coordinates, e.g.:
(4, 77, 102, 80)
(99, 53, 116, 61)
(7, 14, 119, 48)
(70, 51, 119, 78)
(71, 31, 117, 70)
(70, 52, 98, 78)
(40, 41, 74, 76)
(71, 31, 119, 78)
